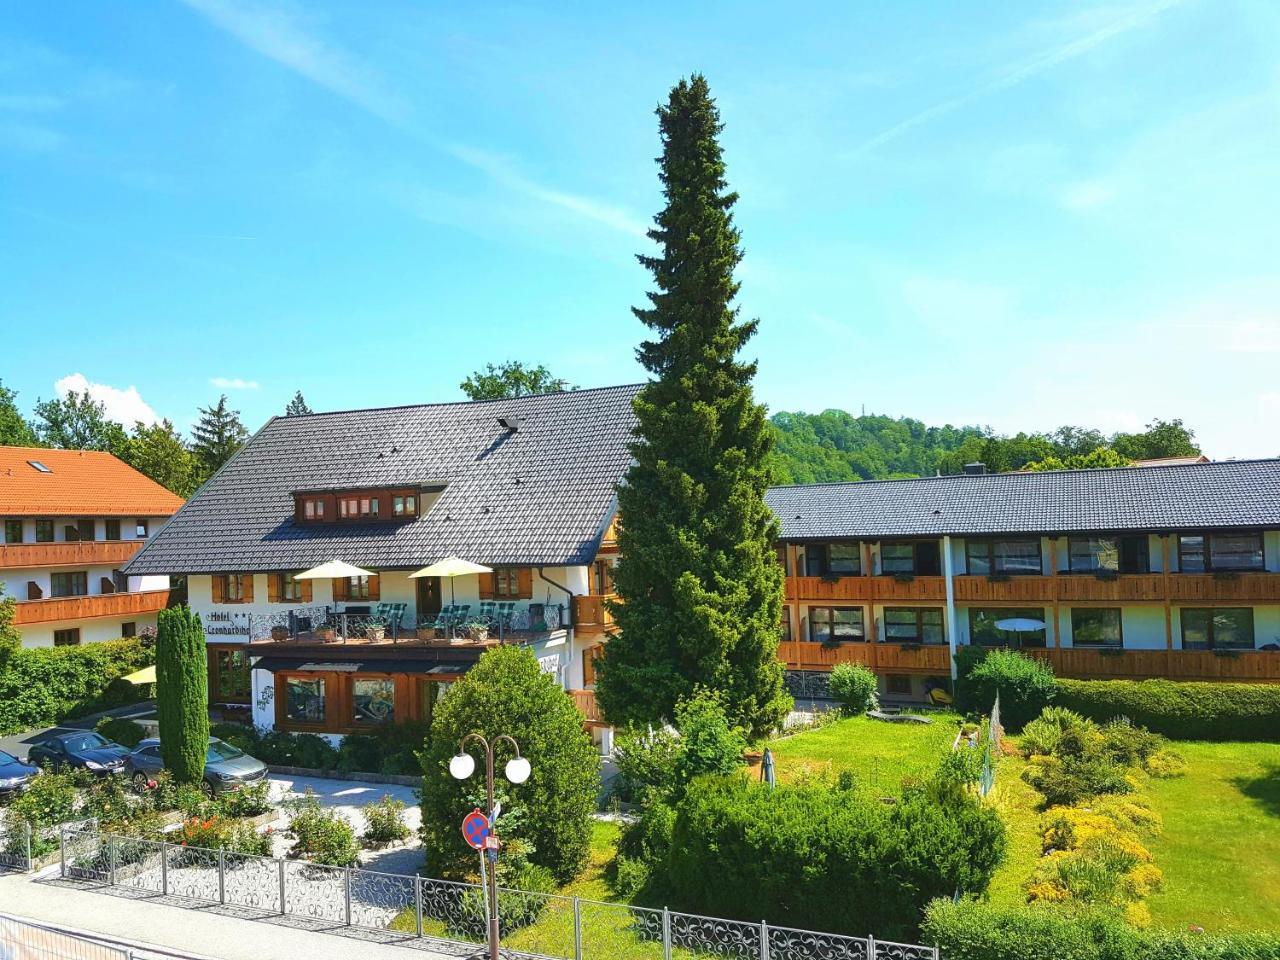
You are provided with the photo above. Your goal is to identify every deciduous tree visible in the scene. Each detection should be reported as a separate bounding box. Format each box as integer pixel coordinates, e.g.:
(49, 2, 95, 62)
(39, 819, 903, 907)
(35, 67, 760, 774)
(0, 381, 39, 447)
(120, 420, 203, 497)
(459, 361, 575, 400)
(32, 390, 127, 452)
(597, 75, 789, 739)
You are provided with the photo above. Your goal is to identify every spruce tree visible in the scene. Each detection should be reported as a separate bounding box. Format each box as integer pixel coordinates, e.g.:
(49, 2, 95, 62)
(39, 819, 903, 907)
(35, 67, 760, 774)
(596, 75, 789, 739)
(155, 606, 209, 785)
(284, 391, 313, 416)
(191, 395, 250, 476)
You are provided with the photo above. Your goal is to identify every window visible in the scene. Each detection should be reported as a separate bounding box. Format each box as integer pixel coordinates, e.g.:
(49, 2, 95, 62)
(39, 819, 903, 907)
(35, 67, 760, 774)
(966, 539, 1042, 575)
(1118, 536, 1149, 573)
(35, 520, 54, 542)
(284, 677, 326, 724)
(969, 608, 1047, 648)
(1179, 532, 1265, 572)
(4, 519, 21, 544)
(881, 541, 941, 575)
(217, 574, 252, 603)
(1071, 608, 1122, 647)
(105, 519, 121, 541)
(213, 649, 250, 702)
(27, 460, 50, 473)
(135, 519, 148, 538)
(345, 576, 372, 601)
(393, 495, 417, 517)
(592, 560, 615, 596)
(804, 542, 861, 577)
(1068, 537, 1119, 573)
(886, 675, 912, 696)
(53, 628, 80, 646)
(884, 607, 945, 644)
(1181, 608, 1254, 651)
(121, 622, 136, 638)
(50, 571, 88, 598)
(112, 569, 128, 593)
(780, 611, 792, 642)
(352, 678, 396, 725)
(494, 567, 521, 599)
(807, 607, 865, 643)
(340, 497, 379, 519)
(303, 498, 326, 520)
(278, 573, 304, 602)
(76, 518, 95, 541)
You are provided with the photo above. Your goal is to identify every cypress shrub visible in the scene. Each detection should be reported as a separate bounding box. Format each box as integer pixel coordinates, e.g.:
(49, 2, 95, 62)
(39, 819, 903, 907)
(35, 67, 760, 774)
(155, 606, 209, 784)
(957, 649, 1056, 730)
(922, 899, 1280, 960)
(656, 777, 1005, 940)
(1055, 678, 1280, 741)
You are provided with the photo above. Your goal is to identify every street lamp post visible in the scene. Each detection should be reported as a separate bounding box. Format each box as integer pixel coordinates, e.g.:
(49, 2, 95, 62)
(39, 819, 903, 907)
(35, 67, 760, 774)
(450, 732, 531, 960)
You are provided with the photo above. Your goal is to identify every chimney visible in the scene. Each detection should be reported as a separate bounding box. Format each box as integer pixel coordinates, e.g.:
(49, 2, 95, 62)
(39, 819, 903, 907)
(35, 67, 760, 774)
(963, 462, 987, 476)
(497, 416, 523, 432)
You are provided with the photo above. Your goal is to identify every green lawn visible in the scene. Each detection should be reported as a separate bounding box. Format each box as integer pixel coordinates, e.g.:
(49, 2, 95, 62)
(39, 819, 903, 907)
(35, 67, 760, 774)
(767, 712, 962, 792)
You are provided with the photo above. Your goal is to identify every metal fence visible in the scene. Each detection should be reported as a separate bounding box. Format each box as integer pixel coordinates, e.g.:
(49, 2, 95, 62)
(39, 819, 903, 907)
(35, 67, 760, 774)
(979, 694, 1002, 797)
(58, 825, 938, 960)
(0, 914, 131, 960)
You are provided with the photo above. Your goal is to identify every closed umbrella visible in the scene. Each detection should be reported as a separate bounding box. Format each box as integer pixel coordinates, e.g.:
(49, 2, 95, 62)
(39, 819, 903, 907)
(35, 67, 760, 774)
(409, 556, 493, 605)
(761, 747, 776, 789)
(121, 665, 156, 685)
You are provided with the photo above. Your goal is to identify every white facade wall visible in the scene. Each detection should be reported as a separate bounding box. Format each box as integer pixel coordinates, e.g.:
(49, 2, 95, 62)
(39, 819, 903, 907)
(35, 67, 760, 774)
(18, 614, 162, 649)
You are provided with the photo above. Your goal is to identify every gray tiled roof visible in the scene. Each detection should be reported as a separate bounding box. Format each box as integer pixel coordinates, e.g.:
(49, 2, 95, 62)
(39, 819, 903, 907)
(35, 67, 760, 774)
(766, 459, 1280, 540)
(125, 385, 642, 575)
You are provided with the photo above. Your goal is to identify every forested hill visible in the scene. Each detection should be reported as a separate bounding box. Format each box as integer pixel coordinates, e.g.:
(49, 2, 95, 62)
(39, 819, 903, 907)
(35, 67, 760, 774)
(766, 410, 1201, 485)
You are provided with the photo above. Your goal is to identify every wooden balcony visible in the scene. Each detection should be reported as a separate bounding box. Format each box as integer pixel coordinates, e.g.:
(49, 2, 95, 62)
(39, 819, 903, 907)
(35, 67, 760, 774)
(1054, 574, 1167, 602)
(778, 639, 951, 675)
(13, 589, 169, 625)
(1026, 647, 1280, 683)
(952, 575, 1054, 603)
(573, 594, 616, 636)
(570, 688, 607, 725)
(785, 575, 947, 603)
(0, 540, 142, 570)
(1167, 573, 1280, 603)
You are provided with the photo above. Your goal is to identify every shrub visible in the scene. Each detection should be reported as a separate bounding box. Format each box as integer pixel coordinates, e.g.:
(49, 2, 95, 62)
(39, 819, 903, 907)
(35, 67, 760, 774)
(1055, 678, 1280, 741)
(420, 646, 599, 883)
(1098, 718, 1166, 767)
(1143, 749, 1186, 778)
(0, 639, 153, 735)
(362, 796, 411, 845)
(155, 606, 208, 784)
(957, 650, 1056, 730)
(613, 725, 681, 804)
(936, 746, 983, 788)
(289, 796, 359, 866)
(671, 690, 746, 791)
(656, 776, 1005, 940)
(922, 899, 1280, 960)
(216, 780, 273, 818)
(338, 720, 429, 776)
(8, 770, 78, 828)
(96, 716, 147, 748)
(1024, 754, 1132, 807)
(1019, 707, 1094, 758)
(829, 662, 879, 715)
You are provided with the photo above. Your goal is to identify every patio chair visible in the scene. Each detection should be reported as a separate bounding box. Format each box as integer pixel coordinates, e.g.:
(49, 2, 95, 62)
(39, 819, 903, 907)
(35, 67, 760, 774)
(423, 604, 458, 637)
(371, 601, 409, 636)
(450, 604, 472, 636)
(493, 601, 517, 636)
(472, 600, 498, 627)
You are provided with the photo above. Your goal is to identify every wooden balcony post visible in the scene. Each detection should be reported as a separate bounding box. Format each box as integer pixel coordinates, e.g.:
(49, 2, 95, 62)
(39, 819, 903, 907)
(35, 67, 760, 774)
(942, 535, 957, 681)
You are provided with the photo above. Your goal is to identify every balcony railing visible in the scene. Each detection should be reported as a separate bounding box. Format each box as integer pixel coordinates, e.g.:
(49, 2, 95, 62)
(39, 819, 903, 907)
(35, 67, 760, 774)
(13, 589, 168, 625)
(777, 639, 952, 674)
(241, 603, 567, 647)
(0, 540, 142, 570)
(572, 594, 616, 633)
(1026, 647, 1280, 683)
(571, 688, 606, 723)
(787, 572, 1280, 605)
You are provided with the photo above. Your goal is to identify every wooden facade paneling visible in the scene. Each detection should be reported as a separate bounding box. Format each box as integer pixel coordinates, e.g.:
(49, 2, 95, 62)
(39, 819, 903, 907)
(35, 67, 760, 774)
(952, 576, 1054, 603)
(1054, 574, 1166, 602)
(1167, 573, 1280, 602)
(573, 594, 616, 637)
(13, 589, 168, 625)
(778, 640, 951, 674)
(571, 688, 606, 724)
(785, 575, 947, 602)
(0, 540, 142, 570)
(1026, 648, 1280, 683)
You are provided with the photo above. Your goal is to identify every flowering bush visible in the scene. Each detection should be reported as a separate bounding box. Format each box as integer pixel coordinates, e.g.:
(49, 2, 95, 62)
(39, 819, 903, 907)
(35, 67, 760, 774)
(362, 796, 411, 845)
(287, 790, 359, 866)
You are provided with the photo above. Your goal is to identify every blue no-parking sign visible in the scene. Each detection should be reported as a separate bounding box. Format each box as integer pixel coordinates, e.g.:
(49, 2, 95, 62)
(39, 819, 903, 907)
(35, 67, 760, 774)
(462, 808, 490, 850)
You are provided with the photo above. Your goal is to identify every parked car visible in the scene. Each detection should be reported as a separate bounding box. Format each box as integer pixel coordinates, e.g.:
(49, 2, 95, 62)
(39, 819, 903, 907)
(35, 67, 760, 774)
(125, 737, 268, 796)
(0, 749, 40, 798)
(27, 731, 130, 776)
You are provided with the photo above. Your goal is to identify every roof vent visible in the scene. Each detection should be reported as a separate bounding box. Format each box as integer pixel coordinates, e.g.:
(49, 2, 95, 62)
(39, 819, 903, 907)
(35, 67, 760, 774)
(498, 416, 523, 432)
(962, 462, 986, 476)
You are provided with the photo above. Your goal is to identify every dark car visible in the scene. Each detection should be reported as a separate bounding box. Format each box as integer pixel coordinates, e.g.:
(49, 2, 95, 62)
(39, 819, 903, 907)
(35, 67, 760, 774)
(0, 749, 40, 797)
(126, 737, 268, 796)
(27, 731, 130, 776)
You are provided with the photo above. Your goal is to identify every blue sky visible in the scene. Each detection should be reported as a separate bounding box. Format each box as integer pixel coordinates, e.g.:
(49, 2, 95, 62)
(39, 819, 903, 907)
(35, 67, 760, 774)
(2, 1, 1278, 457)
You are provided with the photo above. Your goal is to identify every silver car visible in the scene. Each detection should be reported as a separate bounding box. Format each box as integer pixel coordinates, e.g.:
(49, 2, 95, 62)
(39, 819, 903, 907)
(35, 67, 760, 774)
(126, 737, 268, 796)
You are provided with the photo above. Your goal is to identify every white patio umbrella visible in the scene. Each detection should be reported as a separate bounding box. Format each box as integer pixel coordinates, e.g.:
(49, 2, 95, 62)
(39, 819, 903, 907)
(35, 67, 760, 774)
(409, 556, 493, 605)
(994, 617, 1047, 633)
(293, 559, 376, 579)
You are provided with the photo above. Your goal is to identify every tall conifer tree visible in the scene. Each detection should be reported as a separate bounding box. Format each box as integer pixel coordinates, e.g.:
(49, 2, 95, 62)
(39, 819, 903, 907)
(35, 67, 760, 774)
(191, 395, 249, 476)
(155, 606, 209, 785)
(597, 75, 789, 738)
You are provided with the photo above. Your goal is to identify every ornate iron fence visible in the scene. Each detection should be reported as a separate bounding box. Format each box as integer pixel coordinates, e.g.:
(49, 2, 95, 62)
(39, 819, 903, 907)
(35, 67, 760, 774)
(0, 914, 132, 960)
(62, 829, 938, 960)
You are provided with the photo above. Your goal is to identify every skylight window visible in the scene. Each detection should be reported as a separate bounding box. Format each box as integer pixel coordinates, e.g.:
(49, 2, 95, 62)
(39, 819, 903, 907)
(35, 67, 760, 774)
(27, 460, 51, 473)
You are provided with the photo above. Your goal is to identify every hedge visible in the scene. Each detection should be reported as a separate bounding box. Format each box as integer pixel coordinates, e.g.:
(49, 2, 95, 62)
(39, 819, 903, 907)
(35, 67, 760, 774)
(1055, 678, 1280, 741)
(0, 639, 153, 735)
(656, 776, 1006, 941)
(955, 648, 1057, 731)
(922, 899, 1280, 960)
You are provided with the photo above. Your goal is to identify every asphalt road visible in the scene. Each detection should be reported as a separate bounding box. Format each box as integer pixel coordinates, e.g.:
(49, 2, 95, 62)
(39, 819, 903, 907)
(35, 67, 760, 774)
(0, 702, 156, 761)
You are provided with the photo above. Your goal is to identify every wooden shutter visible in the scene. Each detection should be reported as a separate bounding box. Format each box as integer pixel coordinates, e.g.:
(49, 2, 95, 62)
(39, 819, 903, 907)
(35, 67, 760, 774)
(211, 575, 225, 604)
(478, 572, 495, 600)
(241, 575, 254, 604)
(300, 578, 313, 602)
(267, 574, 280, 603)
(333, 578, 347, 601)
(517, 567, 533, 600)
(367, 576, 380, 601)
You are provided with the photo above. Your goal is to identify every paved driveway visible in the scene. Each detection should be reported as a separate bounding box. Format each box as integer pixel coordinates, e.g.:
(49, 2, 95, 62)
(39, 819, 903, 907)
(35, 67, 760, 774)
(0, 702, 156, 760)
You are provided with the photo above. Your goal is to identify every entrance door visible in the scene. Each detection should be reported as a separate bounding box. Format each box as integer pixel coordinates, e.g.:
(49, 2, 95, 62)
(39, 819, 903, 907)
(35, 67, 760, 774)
(208, 646, 251, 705)
(416, 576, 442, 621)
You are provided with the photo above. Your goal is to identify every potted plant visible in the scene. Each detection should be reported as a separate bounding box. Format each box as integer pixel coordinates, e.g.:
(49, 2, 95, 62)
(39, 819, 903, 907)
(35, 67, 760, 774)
(467, 622, 490, 643)
(312, 621, 336, 641)
(1213, 571, 1241, 582)
(270, 625, 290, 642)
(893, 573, 916, 583)
(365, 623, 386, 642)
(416, 623, 438, 642)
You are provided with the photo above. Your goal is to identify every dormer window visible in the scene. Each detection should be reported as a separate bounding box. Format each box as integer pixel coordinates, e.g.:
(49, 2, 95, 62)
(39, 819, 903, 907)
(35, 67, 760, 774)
(303, 498, 325, 520)
(340, 496, 378, 519)
(295, 487, 427, 524)
(393, 495, 417, 517)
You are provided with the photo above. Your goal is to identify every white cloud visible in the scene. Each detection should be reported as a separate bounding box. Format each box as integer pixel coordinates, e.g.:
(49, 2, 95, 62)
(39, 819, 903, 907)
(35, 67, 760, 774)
(210, 376, 260, 390)
(851, 0, 1185, 155)
(54, 373, 160, 426)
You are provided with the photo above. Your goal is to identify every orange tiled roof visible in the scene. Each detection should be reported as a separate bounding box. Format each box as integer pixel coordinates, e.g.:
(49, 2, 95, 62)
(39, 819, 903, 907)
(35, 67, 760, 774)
(0, 446, 185, 517)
